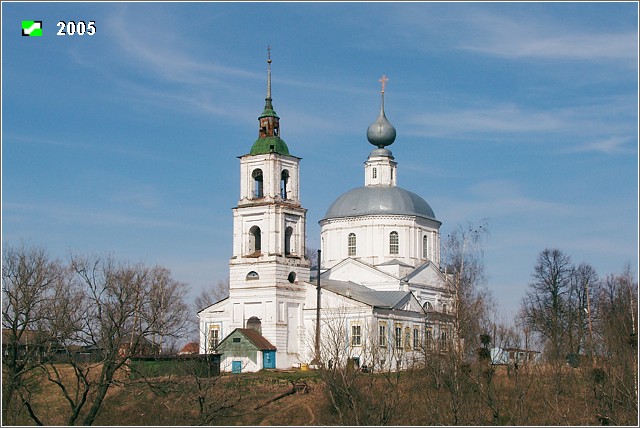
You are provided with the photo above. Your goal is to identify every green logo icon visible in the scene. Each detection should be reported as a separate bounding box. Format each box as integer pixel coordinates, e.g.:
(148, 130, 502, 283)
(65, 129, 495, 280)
(22, 20, 43, 37)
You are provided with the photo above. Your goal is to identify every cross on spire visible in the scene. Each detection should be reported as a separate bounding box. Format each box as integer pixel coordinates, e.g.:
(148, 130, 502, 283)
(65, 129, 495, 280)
(379, 74, 389, 93)
(267, 45, 272, 64)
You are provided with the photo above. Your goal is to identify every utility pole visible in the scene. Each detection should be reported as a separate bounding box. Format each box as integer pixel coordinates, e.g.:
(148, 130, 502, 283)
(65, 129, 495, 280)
(314, 249, 322, 365)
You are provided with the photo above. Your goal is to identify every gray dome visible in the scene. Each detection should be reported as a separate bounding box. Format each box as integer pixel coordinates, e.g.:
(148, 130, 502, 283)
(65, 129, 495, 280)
(323, 186, 437, 221)
(367, 93, 396, 148)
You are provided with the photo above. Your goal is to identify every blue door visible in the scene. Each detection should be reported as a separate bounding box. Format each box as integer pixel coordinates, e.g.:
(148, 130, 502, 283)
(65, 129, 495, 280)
(232, 360, 242, 374)
(263, 351, 276, 369)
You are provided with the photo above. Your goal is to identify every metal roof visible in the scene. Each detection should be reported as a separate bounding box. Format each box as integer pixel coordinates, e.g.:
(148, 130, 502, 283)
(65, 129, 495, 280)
(321, 279, 411, 309)
(235, 328, 277, 351)
(323, 185, 438, 221)
(250, 136, 290, 156)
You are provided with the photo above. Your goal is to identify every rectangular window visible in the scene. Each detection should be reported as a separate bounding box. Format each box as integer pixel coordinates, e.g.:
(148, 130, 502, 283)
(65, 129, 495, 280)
(395, 325, 402, 349)
(413, 328, 420, 349)
(440, 331, 448, 351)
(422, 235, 429, 259)
(379, 322, 387, 347)
(208, 327, 220, 350)
(373, 167, 377, 179)
(348, 233, 356, 257)
(351, 324, 362, 346)
(404, 327, 412, 350)
(425, 327, 433, 350)
(390, 231, 399, 255)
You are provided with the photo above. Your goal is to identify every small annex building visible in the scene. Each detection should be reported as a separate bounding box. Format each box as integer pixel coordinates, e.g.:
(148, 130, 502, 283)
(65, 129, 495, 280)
(216, 328, 277, 373)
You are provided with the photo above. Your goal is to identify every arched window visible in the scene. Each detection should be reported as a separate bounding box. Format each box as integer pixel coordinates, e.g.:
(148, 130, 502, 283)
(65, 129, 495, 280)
(280, 170, 289, 199)
(423, 235, 429, 259)
(247, 316, 262, 334)
(423, 301, 433, 311)
(287, 272, 296, 283)
(246, 271, 259, 280)
(389, 231, 399, 255)
(284, 226, 293, 255)
(248, 226, 261, 254)
(347, 233, 356, 256)
(252, 169, 263, 198)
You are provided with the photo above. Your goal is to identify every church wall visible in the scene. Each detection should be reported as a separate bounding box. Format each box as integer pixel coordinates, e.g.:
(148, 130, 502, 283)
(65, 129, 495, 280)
(198, 300, 232, 354)
(321, 215, 441, 270)
(300, 285, 444, 371)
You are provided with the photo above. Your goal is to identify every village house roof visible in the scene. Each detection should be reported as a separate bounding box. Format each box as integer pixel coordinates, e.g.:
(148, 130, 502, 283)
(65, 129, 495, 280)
(179, 342, 200, 354)
(221, 328, 277, 351)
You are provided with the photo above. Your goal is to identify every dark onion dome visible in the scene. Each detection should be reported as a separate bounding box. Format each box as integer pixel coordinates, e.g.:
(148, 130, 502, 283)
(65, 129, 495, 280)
(323, 185, 438, 222)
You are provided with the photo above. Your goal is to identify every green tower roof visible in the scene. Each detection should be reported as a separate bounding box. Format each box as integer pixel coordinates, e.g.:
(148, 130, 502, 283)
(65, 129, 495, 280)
(259, 108, 278, 119)
(250, 136, 290, 155)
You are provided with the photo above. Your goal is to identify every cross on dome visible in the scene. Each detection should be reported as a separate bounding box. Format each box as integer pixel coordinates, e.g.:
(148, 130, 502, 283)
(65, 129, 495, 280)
(367, 74, 396, 149)
(379, 74, 388, 93)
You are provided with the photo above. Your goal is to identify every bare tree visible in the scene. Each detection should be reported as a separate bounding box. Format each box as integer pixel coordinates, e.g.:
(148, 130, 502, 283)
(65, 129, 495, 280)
(194, 278, 229, 311)
(3, 252, 193, 426)
(441, 219, 491, 360)
(589, 265, 638, 425)
(1, 244, 68, 425)
(59, 254, 192, 425)
(145, 266, 192, 354)
(314, 304, 407, 425)
(520, 248, 574, 363)
(305, 246, 319, 269)
(566, 263, 599, 359)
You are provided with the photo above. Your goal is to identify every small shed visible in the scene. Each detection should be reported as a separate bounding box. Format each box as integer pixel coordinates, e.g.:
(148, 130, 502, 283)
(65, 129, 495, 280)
(491, 347, 540, 365)
(216, 328, 277, 373)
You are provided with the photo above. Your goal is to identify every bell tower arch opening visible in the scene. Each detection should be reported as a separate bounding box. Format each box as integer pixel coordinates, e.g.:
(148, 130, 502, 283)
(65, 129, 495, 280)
(248, 226, 261, 255)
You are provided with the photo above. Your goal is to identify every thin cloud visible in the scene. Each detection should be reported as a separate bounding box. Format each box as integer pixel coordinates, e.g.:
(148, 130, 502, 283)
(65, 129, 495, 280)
(107, 10, 259, 86)
(3, 201, 212, 233)
(3, 134, 168, 163)
(460, 25, 637, 63)
(560, 136, 635, 155)
(389, 4, 636, 64)
(405, 103, 565, 137)
(109, 184, 162, 209)
(403, 98, 636, 155)
(436, 179, 574, 225)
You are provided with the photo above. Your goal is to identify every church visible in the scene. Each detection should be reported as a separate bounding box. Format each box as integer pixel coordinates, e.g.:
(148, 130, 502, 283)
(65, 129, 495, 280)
(197, 55, 456, 373)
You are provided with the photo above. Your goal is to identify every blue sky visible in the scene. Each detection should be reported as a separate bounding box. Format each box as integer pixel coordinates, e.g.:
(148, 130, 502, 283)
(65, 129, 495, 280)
(2, 1, 638, 321)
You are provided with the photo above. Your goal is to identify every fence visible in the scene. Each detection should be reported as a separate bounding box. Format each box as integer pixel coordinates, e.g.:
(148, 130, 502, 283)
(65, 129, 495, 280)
(129, 354, 221, 379)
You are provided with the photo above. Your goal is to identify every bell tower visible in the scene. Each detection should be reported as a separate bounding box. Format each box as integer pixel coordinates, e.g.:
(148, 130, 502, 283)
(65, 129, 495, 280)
(227, 50, 310, 368)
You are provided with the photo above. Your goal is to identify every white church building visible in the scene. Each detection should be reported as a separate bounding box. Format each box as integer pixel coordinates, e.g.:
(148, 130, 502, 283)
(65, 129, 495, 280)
(198, 56, 455, 373)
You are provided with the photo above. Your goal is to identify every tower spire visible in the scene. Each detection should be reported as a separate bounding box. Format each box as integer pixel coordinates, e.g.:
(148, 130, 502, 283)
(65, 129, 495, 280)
(252, 47, 289, 155)
(265, 46, 273, 111)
